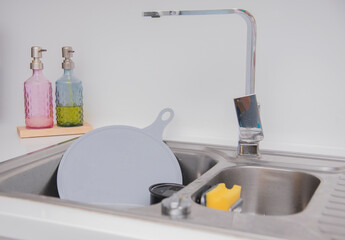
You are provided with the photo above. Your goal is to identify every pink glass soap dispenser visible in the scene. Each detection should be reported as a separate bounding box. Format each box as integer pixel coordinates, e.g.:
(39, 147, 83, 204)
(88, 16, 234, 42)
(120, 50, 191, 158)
(24, 46, 53, 128)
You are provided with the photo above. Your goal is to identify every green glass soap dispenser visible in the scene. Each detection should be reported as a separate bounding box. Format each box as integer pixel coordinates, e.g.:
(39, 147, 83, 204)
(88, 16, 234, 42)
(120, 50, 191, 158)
(55, 46, 83, 127)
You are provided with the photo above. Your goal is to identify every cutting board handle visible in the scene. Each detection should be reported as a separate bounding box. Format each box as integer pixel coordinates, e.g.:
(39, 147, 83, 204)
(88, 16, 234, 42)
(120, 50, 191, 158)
(142, 108, 174, 141)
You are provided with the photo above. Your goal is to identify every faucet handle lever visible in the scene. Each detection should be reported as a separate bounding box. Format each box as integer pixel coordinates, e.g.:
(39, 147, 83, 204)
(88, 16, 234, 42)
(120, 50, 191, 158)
(143, 11, 161, 18)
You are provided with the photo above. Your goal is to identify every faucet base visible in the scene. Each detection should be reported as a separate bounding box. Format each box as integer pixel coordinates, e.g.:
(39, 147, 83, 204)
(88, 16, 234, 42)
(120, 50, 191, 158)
(237, 141, 259, 156)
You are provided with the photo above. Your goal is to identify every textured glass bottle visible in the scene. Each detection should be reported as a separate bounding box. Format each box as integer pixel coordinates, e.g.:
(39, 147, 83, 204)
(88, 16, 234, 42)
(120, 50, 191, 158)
(24, 47, 53, 128)
(56, 47, 83, 127)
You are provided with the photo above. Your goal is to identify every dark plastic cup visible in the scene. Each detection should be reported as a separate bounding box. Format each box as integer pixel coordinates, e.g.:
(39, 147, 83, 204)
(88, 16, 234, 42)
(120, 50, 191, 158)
(149, 183, 185, 204)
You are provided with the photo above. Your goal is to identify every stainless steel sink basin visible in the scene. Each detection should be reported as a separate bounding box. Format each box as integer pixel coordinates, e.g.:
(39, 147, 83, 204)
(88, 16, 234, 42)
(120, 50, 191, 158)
(194, 166, 320, 215)
(1, 139, 345, 240)
(175, 151, 217, 185)
(0, 141, 217, 198)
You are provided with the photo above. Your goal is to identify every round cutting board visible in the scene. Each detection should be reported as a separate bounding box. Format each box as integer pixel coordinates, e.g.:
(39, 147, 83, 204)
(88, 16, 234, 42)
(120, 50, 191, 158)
(57, 108, 182, 207)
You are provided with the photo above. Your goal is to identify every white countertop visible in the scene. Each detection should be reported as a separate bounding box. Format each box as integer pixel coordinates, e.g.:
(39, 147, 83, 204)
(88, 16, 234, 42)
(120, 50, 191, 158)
(0, 123, 81, 163)
(1, 195, 260, 240)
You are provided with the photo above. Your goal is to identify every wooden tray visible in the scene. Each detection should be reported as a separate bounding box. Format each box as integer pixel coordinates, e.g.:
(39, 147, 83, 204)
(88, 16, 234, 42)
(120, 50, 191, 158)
(17, 122, 93, 138)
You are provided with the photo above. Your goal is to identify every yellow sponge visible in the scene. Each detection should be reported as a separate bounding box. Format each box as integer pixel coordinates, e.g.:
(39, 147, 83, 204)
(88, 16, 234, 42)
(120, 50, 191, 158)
(206, 183, 241, 211)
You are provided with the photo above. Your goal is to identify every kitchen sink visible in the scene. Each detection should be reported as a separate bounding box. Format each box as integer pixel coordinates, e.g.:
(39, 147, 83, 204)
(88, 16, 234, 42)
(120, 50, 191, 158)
(193, 166, 320, 216)
(0, 139, 345, 240)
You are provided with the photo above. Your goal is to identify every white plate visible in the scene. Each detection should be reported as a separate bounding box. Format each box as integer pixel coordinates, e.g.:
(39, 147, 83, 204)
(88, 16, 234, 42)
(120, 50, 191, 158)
(57, 108, 182, 206)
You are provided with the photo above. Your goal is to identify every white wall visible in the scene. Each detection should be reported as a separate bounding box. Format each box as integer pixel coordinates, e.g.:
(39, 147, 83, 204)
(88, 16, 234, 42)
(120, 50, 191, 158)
(1, 0, 345, 156)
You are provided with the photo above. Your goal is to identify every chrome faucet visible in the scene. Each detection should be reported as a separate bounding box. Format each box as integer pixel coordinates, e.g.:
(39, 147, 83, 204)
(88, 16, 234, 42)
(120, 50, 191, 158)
(143, 9, 263, 157)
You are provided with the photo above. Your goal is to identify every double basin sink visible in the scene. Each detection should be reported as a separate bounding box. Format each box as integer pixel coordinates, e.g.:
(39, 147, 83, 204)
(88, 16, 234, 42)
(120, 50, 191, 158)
(0, 139, 344, 239)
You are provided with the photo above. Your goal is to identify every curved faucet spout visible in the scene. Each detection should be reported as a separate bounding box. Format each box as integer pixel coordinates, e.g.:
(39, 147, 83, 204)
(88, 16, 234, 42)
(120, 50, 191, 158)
(143, 9, 257, 95)
(143, 9, 262, 157)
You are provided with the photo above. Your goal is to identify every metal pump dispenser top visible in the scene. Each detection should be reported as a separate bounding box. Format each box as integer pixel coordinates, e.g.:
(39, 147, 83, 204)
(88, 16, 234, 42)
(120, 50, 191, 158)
(30, 46, 46, 70)
(62, 46, 75, 69)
